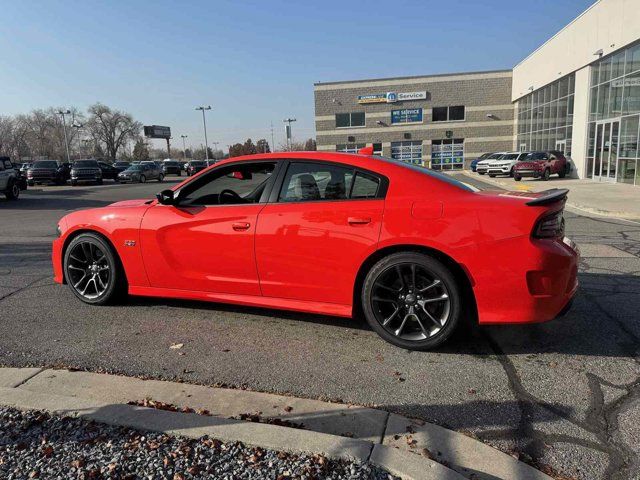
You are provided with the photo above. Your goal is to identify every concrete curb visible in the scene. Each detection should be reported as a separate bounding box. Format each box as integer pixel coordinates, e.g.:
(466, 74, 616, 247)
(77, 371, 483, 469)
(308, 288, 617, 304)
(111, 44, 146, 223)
(0, 367, 552, 480)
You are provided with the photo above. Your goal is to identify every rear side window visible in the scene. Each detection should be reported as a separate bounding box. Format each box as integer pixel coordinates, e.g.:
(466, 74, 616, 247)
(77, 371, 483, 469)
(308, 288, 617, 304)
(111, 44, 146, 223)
(278, 162, 381, 202)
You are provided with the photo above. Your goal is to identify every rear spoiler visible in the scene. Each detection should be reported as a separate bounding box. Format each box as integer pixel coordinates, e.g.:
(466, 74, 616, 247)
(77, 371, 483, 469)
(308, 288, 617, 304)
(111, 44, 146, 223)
(525, 188, 569, 206)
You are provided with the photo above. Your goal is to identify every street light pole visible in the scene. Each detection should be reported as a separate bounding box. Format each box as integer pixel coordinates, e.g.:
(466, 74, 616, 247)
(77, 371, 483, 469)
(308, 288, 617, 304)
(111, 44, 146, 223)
(212, 141, 220, 159)
(283, 118, 297, 151)
(56, 109, 72, 163)
(195, 106, 212, 160)
(181, 135, 188, 160)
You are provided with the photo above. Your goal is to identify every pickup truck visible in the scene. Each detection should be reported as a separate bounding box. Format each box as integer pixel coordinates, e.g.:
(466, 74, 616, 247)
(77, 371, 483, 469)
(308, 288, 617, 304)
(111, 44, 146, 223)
(0, 157, 23, 200)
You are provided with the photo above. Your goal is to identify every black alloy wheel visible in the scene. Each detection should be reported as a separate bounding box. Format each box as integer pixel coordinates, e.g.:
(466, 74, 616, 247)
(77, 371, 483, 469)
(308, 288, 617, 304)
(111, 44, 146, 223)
(64, 233, 124, 305)
(362, 252, 461, 350)
(5, 181, 20, 200)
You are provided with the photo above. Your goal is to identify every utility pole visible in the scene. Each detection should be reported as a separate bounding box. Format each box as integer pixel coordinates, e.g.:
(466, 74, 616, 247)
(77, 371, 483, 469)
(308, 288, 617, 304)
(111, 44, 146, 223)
(56, 109, 72, 163)
(283, 118, 296, 151)
(195, 105, 212, 160)
(181, 135, 188, 160)
(270, 122, 275, 153)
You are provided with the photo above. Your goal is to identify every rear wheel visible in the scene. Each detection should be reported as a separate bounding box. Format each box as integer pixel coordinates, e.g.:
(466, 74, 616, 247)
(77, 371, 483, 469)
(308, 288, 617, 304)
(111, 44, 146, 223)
(5, 181, 20, 200)
(558, 169, 566, 178)
(542, 168, 551, 181)
(362, 252, 461, 350)
(63, 233, 125, 305)
(514, 173, 522, 181)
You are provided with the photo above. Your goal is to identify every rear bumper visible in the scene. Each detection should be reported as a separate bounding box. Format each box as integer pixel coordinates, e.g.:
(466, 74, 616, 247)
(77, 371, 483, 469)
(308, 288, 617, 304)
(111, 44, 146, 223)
(472, 236, 579, 324)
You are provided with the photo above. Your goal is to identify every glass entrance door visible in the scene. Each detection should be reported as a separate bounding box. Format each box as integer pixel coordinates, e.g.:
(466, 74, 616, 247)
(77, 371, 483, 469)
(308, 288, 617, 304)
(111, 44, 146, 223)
(593, 120, 620, 182)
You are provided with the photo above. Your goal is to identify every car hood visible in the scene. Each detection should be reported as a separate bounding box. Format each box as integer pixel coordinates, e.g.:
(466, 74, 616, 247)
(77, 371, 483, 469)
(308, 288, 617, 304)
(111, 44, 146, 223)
(108, 199, 150, 207)
(477, 159, 497, 166)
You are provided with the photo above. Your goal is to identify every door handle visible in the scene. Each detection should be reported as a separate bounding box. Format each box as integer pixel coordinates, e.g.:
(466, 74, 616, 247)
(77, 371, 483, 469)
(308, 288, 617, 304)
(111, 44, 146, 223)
(348, 217, 371, 225)
(232, 222, 251, 231)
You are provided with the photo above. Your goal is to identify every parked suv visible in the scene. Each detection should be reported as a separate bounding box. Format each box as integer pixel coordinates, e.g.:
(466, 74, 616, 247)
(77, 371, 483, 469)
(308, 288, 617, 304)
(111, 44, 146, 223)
(0, 157, 21, 200)
(118, 162, 164, 183)
(486, 152, 530, 177)
(71, 159, 103, 185)
(186, 160, 207, 176)
(513, 151, 569, 181)
(27, 160, 68, 185)
(162, 160, 181, 176)
(475, 152, 508, 175)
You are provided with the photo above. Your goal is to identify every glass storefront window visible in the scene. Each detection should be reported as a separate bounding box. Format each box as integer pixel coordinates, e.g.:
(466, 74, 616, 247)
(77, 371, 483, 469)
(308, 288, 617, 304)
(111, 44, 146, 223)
(620, 115, 639, 159)
(623, 72, 640, 115)
(431, 139, 464, 171)
(391, 141, 422, 164)
(628, 44, 640, 74)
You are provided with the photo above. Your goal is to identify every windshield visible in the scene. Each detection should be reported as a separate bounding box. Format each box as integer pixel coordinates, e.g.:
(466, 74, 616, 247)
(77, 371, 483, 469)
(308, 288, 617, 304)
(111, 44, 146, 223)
(114, 162, 129, 167)
(32, 161, 58, 169)
(191, 161, 205, 166)
(372, 156, 473, 192)
(164, 161, 178, 166)
(73, 160, 99, 168)
(125, 165, 142, 171)
(478, 153, 491, 160)
(500, 154, 519, 160)
(487, 153, 503, 159)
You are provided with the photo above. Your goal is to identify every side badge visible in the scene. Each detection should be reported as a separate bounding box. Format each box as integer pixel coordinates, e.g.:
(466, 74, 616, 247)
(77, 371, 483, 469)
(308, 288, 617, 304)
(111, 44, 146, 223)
(124, 240, 136, 247)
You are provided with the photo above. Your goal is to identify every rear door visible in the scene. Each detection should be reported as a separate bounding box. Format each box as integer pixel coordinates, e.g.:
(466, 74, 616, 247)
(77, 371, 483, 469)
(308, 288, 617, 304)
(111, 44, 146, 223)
(255, 160, 386, 306)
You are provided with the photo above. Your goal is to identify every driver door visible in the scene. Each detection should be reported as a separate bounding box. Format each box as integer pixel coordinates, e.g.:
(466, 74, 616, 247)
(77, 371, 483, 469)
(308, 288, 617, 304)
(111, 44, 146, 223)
(139, 161, 278, 295)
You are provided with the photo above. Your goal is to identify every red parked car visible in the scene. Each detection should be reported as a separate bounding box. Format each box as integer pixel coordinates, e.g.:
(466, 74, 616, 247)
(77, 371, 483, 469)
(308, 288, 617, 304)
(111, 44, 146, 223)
(52, 151, 579, 350)
(513, 150, 569, 181)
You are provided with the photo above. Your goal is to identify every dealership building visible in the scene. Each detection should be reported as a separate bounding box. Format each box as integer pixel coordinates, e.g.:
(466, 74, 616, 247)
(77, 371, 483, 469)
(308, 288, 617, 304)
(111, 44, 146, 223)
(314, 0, 640, 185)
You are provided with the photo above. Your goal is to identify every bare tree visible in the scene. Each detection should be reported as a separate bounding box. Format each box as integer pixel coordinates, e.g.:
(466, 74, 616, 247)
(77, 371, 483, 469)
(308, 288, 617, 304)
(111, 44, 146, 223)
(86, 103, 141, 160)
(0, 116, 14, 156)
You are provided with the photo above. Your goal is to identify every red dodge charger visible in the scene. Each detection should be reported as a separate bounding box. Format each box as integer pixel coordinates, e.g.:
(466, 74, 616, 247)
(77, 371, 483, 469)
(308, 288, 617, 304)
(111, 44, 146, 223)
(52, 151, 579, 350)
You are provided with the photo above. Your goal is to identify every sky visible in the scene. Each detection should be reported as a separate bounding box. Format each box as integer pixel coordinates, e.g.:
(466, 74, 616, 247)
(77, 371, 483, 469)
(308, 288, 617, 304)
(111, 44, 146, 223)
(0, 0, 594, 153)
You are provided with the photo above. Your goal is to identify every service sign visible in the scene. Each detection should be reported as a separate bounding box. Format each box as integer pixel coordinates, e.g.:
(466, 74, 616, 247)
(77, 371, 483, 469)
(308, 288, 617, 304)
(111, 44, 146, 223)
(357, 94, 387, 104)
(391, 108, 423, 124)
(396, 91, 427, 101)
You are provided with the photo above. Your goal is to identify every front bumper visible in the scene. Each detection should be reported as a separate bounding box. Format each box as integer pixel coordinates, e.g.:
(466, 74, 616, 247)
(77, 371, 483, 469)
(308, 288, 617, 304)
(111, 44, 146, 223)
(118, 176, 139, 183)
(514, 169, 542, 178)
(487, 166, 511, 175)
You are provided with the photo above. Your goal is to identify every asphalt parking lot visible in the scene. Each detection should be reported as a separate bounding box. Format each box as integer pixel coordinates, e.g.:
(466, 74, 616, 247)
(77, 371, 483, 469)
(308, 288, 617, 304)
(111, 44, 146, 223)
(1, 175, 639, 480)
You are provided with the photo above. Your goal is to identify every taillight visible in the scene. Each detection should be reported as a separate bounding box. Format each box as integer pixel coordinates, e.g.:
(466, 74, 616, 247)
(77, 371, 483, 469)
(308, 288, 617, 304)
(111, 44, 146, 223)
(533, 210, 565, 238)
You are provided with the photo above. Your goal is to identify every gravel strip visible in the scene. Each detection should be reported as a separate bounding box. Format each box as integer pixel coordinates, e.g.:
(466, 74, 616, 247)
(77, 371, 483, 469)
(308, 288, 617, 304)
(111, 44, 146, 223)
(0, 406, 397, 479)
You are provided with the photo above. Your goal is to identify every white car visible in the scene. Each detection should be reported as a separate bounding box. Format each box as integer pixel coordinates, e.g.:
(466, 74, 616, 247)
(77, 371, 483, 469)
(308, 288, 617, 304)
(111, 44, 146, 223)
(475, 152, 508, 175)
(486, 152, 530, 177)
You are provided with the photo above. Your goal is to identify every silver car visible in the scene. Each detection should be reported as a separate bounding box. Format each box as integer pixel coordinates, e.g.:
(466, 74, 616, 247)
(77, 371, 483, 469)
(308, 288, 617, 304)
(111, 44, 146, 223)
(117, 163, 164, 183)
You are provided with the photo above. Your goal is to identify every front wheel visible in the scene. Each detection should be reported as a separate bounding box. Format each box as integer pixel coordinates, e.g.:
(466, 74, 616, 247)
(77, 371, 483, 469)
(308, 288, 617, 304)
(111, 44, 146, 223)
(542, 168, 551, 181)
(488, 174, 496, 178)
(158, 174, 164, 182)
(139, 175, 146, 183)
(509, 167, 514, 177)
(362, 252, 461, 350)
(478, 172, 485, 175)
(5, 181, 20, 200)
(63, 233, 125, 305)
(514, 173, 522, 181)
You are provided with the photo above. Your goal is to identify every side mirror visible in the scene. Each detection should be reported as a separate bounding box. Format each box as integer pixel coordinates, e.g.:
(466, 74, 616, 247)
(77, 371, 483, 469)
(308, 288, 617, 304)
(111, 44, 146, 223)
(156, 189, 175, 205)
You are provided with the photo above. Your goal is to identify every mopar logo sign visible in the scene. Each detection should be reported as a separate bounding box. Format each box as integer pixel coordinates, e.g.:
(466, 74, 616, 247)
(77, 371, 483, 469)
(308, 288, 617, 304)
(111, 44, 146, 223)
(386, 92, 398, 103)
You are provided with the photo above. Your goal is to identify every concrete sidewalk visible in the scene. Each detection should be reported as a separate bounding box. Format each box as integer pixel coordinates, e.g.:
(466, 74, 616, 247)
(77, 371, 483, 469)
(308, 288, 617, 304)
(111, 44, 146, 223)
(0, 367, 552, 480)
(462, 171, 640, 221)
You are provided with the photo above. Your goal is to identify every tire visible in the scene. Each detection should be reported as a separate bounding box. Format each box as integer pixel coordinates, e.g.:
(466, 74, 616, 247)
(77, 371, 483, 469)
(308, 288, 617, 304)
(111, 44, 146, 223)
(139, 175, 146, 183)
(27, 180, 35, 187)
(361, 252, 462, 351)
(71, 180, 78, 186)
(97, 178, 103, 185)
(177, 172, 181, 177)
(509, 167, 515, 177)
(558, 168, 566, 179)
(63, 233, 126, 305)
(478, 172, 485, 175)
(514, 174, 522, 181)
(542, 169, 550, 181)
(488, 174, 496, 178)
(158, 174, 164, 182)
(5, 181, 20, 200)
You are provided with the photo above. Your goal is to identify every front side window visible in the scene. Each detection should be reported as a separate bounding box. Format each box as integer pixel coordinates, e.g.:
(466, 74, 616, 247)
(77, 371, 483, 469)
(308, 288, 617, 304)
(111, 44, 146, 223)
(335, 112, 365, 128)
(179, 161, 276, 206)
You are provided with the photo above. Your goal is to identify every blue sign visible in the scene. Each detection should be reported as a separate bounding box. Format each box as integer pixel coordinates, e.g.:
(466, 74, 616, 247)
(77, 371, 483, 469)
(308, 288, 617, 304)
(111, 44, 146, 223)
(391, 108, 423, 124)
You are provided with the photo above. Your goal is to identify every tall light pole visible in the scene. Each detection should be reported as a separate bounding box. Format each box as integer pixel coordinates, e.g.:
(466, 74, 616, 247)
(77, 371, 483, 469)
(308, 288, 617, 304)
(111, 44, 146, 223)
(180, 135, 188, 160)
(211, 141, 220, 159)
(283, 118, 297, 151)
(56, 109, 72, 163)
(195, 106, 211, 160)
